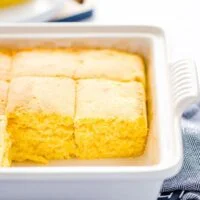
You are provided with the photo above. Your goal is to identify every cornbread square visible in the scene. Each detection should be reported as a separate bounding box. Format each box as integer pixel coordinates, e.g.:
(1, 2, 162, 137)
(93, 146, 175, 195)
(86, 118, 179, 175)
(74, 49, 145, 83)
(6, 77, 75, 163)
(75, 79, 147, 159)
(0, 52, 12, 81)
(12, 49, 78, 78)
(0, 80, 9, 115)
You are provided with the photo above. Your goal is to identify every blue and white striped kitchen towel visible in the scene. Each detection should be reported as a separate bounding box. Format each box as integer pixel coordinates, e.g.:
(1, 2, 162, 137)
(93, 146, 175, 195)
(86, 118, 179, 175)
(158, 103, 200, 200)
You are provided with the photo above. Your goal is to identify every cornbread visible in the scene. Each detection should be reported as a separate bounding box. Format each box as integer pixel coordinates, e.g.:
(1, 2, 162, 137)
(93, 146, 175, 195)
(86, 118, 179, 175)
(0, 81, 9, 115)
(0, 52, 12, 81)
(75, 79, 147, 159)
(6, 77, 76, 163)
(12, 49, 145, 83)
(0, 47, 148, 165)
(75, 49, 145, 83)
(12, 49, 78, 78)
(0, 116, 11, 167)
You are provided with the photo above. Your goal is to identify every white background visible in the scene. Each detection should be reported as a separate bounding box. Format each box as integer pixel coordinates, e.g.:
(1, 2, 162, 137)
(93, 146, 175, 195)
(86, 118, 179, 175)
(92, 0, 200, 66)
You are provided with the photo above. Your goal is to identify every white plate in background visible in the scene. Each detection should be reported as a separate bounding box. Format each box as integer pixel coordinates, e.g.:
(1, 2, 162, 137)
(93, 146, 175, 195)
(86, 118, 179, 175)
(0, 0, 65, 22)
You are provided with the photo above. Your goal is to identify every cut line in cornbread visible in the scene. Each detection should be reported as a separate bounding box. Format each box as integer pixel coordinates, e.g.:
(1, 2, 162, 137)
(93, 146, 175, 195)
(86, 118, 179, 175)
(75, 79, 147, 159)
(6, 77, 76, 163)
(0, 80, 9, 115)
(12, 49, 145, 84)
(0, 52, 12, 81)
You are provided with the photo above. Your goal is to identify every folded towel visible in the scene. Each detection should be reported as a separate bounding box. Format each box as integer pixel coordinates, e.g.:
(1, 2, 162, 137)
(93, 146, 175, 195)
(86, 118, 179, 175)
(158, 103, 200, 200)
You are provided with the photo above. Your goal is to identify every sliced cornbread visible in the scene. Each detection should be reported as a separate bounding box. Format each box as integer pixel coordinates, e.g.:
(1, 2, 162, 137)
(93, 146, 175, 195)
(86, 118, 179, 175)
(0, 52, 12, 81)
(0, 80, 9, 115)
(0, 116, 11, 167)
(12, 49, 78, 78)
(6, 77, 76, 163)
(75, 79, 147, 159)
(74, 49, 145, 83)
(12, 49, 145, 84)
(0, 47, 147, 165)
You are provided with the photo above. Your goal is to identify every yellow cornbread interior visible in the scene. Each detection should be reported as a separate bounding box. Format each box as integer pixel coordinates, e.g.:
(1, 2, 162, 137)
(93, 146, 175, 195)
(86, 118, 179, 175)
(0, 81, 11, 167)
(0, 117, 11, 167)
(75, 80, 147, 159)
(0, 48, 147, 166)
(6, 77, 76, 163)
(76, 118, 147, 159)
(7, 113, 75, 163)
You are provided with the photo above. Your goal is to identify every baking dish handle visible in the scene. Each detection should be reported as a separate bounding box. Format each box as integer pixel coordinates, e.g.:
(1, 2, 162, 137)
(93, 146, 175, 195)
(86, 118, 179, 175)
(171, 60, 200, 115)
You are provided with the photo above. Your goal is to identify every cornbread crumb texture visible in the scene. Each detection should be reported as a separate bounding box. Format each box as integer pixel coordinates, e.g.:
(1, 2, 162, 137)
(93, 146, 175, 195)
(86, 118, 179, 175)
(0, 81, 9, 115)
(0, 52, 12, 81)
(75, 79, 147, 159)
(12, 49, 145, 83)
(7, 77, 76, 163)
(0, 117, 11, 167)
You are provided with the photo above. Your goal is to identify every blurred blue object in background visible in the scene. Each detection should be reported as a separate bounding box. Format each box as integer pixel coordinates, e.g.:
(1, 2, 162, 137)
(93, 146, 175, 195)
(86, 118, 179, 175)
(0, 0, 94, 22)
(51, 0, 94, 22)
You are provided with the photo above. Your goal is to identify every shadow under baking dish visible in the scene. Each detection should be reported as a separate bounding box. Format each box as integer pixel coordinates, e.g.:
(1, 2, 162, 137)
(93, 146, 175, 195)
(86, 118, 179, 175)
(1, 30, 160, 168)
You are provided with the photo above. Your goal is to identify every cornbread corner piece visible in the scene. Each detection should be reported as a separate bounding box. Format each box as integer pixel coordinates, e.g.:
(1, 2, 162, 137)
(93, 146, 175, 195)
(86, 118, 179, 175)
(0, 52, 12, 81)
(0, 80, 9, 115)
(75, 79, 147, 159)
(0, 116, 11, 167)
(75, 49, 145, 84)
(12, 49, 78, 78)
(6, 77, 75, 163)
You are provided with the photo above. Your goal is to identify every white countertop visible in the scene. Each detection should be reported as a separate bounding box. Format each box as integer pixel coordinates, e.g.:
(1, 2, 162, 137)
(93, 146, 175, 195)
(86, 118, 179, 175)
(91, 0, 200, 66)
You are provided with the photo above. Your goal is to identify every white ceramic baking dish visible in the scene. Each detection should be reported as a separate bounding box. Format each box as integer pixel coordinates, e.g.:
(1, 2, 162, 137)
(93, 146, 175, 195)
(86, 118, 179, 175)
(0, 24, 199, 200)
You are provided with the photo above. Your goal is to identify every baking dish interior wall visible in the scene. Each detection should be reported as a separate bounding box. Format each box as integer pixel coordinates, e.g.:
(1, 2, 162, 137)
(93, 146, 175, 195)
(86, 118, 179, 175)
(0, 37, 159, 167)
